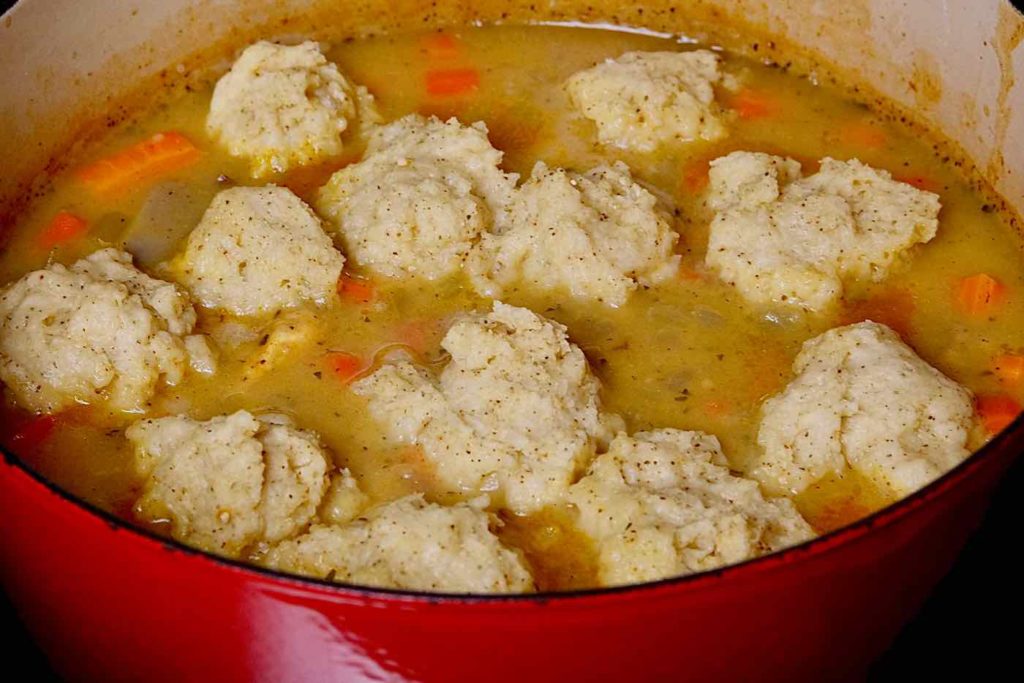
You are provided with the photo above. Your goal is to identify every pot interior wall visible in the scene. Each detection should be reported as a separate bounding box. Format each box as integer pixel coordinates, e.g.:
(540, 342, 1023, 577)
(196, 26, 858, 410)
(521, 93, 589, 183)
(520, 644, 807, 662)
(1, 0, 1022, 223)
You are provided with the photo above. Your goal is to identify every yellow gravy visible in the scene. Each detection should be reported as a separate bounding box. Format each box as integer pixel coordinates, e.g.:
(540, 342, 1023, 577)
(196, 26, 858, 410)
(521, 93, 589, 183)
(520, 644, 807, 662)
(1, 24, 1023, 590)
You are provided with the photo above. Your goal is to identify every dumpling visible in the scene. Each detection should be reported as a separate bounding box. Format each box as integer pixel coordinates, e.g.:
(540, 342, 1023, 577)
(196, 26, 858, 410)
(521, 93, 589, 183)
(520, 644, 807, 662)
(352, 302, 620, 512)
(467, 161, 679, 307)
(317, 115, 516, 280)
(568, 429, 813, 586)
(564, 50, 727, 151)
(0, 248, 212, 413)
(207, 40, 378, 177)
(265, 494, 534, 593)
(178, 185, 344, 315)
(705, 151, 940, 311)
(126, 410, 331, 556)
(754, 321, 974, 497)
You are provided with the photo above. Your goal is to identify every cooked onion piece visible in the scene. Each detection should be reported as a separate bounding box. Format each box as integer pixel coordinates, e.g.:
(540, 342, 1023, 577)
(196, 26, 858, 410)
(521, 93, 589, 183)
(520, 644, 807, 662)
(0, 248, 213, 413)
(317, 114, 516, 280)
(467, 161, 680, 307)
(705, 152, 941, 311)
(177, 185, 344, 316)
(265, 493, 534, 593)
(207, 41, 378, 177)
(565, 50, 727, 151)
(754, 322, 974, 498)
(126, 410, 331, 557)
(353, 302, 621, 513)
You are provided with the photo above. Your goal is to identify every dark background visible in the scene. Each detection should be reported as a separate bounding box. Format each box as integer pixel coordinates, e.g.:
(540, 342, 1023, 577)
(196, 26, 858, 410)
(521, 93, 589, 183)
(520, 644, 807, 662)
(2, 0, 1023, 680)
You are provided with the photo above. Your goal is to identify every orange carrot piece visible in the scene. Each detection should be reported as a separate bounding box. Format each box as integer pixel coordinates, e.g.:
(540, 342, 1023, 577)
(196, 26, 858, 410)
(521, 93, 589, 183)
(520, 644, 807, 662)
(75, 131, 201, 196)
(994, 354, 1024, 387)
(955, 273, 1007, 317)
(421, 33, 461, 60)
(323, 351, 365, 384)
(38, 211, 88, 250)
(337, 273, 376, 304)
(976, 394, 1023, 434)
(425, 68, 480, 97)
(839, 121, 888, 150)
(729, 88, 782, 120)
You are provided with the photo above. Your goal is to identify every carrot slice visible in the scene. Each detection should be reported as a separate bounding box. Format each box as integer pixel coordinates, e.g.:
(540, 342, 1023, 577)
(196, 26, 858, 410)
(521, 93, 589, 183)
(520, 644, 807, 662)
(976, 394, 1023, 434)
(323, 352, 365, 384)
(839, 121, 888, 150)
(421, 33, 461, 60)
(38, 211, 88, 250)
(425, 68, 480, 97)
(993, 354, 1024, 387)
(75, 131, 201, 196)
(337, 273, 375, 305)
(729, 88, 782, 120)
(955, 273, 1007, 317)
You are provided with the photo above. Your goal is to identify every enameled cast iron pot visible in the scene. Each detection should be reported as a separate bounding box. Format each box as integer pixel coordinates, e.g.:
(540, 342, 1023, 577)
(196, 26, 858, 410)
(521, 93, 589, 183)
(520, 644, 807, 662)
(2, 1, 1023, 680)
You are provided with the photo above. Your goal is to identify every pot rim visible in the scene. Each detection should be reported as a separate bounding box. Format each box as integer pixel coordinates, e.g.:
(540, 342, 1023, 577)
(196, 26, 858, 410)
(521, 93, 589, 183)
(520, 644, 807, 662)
(3, 408, 1021, 605)
(2, 0, 1022, 606)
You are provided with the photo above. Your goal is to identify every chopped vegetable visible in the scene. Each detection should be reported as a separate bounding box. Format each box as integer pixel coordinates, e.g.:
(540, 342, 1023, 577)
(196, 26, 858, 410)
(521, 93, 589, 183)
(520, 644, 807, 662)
(337, 273, 376, 304)
(75, 132, 201, 196)
(976, 394, 1023, 434)
(728, 88, 781, 120)
(323, 351, 365, 384)
(38, 211, 88, 250)
(123, 181, 217, 267)
(994, 354, 1024, 387)
(955, 273, 1006, 317)
(425, 68, 480, 97)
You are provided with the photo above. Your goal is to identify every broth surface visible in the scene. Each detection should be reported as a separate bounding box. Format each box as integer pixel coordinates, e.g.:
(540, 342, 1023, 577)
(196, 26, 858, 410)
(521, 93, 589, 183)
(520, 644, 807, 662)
(2, 24, 1023, 590)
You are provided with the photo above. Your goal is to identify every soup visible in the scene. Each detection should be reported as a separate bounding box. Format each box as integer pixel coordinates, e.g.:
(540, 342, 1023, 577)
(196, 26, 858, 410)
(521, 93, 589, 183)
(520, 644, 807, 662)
(1, 23, 1021, 593)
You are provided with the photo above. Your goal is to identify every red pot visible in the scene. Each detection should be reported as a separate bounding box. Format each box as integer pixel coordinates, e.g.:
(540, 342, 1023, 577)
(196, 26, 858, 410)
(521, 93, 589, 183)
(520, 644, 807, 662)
(2, 1, 1023, 681)
(2, 425, 1021, 682)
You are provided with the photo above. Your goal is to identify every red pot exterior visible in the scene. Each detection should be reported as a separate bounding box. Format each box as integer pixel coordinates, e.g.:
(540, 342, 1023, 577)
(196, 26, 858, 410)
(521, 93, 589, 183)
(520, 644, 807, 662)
(1, 422, 1020, 683)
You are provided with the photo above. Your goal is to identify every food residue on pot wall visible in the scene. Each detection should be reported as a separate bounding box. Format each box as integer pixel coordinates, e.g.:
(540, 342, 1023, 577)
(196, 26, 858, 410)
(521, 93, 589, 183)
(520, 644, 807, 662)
(1, 0, 1023, 229)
